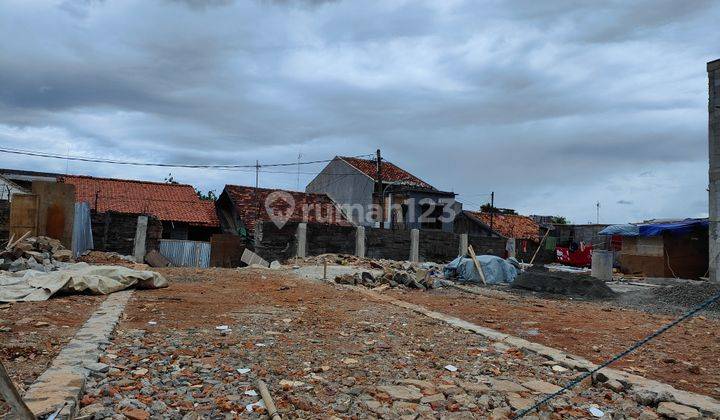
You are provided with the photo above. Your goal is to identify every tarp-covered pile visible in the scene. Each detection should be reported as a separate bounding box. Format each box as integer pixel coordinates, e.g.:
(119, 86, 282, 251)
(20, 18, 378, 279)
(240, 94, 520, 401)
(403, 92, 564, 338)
(444, 255, 519, 285)
(0, 262, 168, 302)
(599, 218, 708, 237)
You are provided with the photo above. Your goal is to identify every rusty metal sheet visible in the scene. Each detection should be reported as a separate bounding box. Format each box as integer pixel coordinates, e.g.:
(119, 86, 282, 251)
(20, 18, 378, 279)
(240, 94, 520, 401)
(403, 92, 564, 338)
(9, 194, 38, 239)
(210, 234, 245, 268)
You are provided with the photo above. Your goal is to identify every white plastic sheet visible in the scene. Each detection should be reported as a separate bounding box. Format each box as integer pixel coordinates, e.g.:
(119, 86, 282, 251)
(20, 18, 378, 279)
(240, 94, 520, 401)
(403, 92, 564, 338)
(0, 262, 168, 302)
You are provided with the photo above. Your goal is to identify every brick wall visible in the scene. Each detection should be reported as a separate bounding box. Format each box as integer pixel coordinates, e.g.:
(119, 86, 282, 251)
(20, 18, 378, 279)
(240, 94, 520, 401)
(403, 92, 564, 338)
(254, 222, 298, 262)
(418, 230, 461, 262)
(91, 211, 162, 255)
(366, 228, 413, 261)
(307, 224, 356, 256)
(0, 199, 9, 242)
(254, 221, 509, 263)
(467, 234, 507, 257)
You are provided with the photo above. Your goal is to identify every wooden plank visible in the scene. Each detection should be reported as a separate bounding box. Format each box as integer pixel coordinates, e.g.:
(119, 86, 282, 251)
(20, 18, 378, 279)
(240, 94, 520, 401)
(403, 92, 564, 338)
(0, 360, 34, 419)
(467, 245, 486, 285)
(529, 228, 551, 265)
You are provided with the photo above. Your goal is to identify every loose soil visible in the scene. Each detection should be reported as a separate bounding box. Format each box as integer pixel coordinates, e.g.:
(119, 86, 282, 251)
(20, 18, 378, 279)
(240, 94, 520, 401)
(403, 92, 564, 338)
(0, 294, 106, 415)
(394, 287, 720, 400)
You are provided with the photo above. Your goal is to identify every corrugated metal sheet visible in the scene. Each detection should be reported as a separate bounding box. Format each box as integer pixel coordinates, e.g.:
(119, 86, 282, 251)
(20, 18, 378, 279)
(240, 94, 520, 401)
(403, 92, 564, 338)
(159, 239, 210, 268)
(72, 202, 94, 257)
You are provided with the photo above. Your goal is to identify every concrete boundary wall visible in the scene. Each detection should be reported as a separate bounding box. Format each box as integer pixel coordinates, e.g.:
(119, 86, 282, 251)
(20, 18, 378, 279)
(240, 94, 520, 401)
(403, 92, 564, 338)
(254, 221, 508, 263)
(24, 291, 134, 418)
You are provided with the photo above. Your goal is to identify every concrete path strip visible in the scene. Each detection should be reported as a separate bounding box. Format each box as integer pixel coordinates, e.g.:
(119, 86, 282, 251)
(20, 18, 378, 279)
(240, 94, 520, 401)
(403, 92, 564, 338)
(348, 285, 720, 417)
(23, 290, 134, 418)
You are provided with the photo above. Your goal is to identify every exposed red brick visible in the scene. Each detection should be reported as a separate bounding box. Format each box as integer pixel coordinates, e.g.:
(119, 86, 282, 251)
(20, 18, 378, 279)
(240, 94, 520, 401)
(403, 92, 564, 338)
(224, 185, 351, 232)
(60, 175, 219, 227)
(470, 211, 540, 240)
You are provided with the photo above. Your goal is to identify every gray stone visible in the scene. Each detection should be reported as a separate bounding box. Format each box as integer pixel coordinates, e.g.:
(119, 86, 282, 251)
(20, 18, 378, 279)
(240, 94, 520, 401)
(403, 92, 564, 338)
(377, 385, 423, 402)
(522, 380, 562, 394)
(420, 393, 445, 404)
(85, 362, 110, 373)
(657, 402, 701, 420)
(488, 379, 528, 393)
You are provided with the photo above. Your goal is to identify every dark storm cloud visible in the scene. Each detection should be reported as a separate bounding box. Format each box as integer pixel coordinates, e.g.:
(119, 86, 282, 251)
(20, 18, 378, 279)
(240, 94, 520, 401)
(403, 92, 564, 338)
(0, 0, 717, 223)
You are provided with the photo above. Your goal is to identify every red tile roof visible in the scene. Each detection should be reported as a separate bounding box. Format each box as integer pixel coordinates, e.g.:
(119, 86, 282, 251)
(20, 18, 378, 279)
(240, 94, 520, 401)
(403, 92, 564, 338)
(339, 156, 435, 190)
(60, 175, 219, 227)
(223, 185, 351, 232)
(470, 211, 540, 240)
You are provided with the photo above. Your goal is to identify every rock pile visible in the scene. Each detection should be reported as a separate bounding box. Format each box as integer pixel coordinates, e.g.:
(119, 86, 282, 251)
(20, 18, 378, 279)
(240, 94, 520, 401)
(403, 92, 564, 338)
(335, 266, 441, 291)
(0, 235, 73, 273)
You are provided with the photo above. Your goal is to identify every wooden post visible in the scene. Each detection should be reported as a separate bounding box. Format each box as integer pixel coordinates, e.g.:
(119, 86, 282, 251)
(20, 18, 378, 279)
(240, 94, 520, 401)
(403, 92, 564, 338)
(257, 380, 282, 420)
(467, 245, 486, 285)
(0, 360, 34, 419)
(529, 228, 551, 266)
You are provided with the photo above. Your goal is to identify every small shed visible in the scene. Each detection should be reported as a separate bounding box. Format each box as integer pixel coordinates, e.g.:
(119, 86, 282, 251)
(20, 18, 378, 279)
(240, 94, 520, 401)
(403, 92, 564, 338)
(600, 219, 708, 279)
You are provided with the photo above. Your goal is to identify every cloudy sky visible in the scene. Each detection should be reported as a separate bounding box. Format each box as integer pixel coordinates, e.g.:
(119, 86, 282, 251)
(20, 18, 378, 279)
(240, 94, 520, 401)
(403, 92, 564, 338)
(1, 0, 718, 223)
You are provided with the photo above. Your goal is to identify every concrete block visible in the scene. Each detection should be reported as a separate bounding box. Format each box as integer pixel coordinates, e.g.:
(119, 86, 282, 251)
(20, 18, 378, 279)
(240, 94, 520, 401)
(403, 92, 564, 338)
(296, 223, 307, 258)
(132, 215, 148, 263)
(459, 234, 468, 257)
(355, 226, 366, 258)
(410, 229, 419, 262)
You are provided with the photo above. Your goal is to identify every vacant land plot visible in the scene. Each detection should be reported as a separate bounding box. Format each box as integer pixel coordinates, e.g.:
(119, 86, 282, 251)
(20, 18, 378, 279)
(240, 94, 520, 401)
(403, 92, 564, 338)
(0, 294, 106, 415)
(73, 268, 672, 419)
(395, 286, 720, 400)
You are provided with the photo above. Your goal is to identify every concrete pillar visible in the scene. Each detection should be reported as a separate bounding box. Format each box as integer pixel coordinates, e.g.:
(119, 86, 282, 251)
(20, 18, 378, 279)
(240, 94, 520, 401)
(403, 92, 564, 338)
(296, 223, 307, 258)
(410, 228, 419, 262)
(458, 234, 468, 257)
(355, 226, 366, 258)
(506, 238, 516, 259)
(709, 59, 720, 282)
(133, 215, 148, 263)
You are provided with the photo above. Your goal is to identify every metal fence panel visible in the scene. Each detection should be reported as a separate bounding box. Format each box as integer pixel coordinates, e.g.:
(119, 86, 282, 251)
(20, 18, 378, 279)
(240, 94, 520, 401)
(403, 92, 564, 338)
(159, 239, 210, 268)
(72, 202, 94, 257)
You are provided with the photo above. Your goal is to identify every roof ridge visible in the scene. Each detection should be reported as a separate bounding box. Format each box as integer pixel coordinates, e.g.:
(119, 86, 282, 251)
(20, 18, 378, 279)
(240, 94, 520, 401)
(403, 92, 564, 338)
(225, 184, 331, 197)
(61, 174, 195, 188)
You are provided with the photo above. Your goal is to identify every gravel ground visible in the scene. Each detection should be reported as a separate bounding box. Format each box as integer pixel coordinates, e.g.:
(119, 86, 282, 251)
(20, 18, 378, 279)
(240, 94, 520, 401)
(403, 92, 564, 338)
(76, 268, 667, 419)
(618, 282, 720, 316)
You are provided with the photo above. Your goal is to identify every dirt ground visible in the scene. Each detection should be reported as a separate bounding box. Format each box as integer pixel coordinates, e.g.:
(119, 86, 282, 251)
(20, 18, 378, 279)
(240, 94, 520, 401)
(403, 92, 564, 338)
(393, 286, 720, 400)
(0, 294, 106, 415)
(3, 266, 718, 418)
(74, 268, 686, 419)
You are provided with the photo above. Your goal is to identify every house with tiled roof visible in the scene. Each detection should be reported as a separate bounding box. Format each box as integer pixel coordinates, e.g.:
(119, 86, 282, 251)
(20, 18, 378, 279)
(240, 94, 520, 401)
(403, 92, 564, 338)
(60, 175, 219, 241)
(306, 156, 459, 231)
(454, 210, 541, 241)
(216, 185, 351, 237)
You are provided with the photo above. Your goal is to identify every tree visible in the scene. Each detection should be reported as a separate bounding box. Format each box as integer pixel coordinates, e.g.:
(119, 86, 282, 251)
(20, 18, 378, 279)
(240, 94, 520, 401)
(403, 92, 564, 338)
(164, 173, 178, 184)
(196, 189, 217, 201)
(551, 216, 568, 225)
(480, 204, 517, 215)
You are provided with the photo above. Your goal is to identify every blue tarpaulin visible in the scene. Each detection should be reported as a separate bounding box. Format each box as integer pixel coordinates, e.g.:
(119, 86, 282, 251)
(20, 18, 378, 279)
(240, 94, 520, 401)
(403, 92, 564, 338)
(599, 219, 708, 237)
(637, 219, 708, 237)
(598, 224, 639, 237)
(444, 255, 519, 284)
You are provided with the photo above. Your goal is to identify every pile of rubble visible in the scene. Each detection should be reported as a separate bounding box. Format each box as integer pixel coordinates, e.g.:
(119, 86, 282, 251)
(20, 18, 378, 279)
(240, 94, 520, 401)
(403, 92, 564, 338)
(78, 250, 136, 267)
(290, 254, 425, 272)
(335, 264, 443, 291)
(0, 235, 73, 273)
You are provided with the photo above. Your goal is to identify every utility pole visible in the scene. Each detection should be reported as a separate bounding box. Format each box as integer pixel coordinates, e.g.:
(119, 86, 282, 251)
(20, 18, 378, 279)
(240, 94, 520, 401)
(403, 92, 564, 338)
(596, 201, 600, 224)
(255, 160, 260, 228)
(296, 152, 302, 191)
(708, 59, 720, 282)
(489, 191, 495, 234)
(376, 149, 384, 228)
